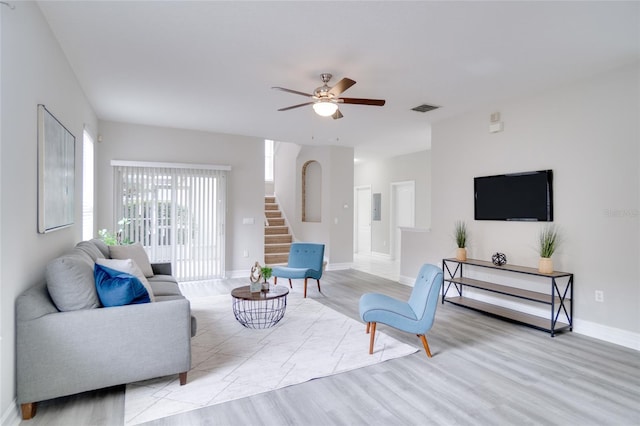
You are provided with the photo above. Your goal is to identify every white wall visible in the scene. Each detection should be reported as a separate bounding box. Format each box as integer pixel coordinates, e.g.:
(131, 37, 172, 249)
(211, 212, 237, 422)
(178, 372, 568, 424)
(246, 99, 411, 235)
(403, 63, 640, 348)
(274, 143, 354, 266)
(1, 2, 98, 421)
(355, 150, 431, 255)
(96, 121, 265, 276)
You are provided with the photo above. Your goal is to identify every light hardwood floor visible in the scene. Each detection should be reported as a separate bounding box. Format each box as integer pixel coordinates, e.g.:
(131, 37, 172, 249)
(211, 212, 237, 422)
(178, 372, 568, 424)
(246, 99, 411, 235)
(20, 268, 640, 425)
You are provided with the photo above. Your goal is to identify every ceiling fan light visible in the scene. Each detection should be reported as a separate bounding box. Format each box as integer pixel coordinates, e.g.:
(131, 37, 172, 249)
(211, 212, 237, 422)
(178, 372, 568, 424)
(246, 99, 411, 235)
(313, 101, 338, 117)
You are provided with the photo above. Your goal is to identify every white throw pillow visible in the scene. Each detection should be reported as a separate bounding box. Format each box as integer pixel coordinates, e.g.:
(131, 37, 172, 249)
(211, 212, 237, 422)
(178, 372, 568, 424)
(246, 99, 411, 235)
(109, 243, 154, 278)
(96, 258, 156, 302)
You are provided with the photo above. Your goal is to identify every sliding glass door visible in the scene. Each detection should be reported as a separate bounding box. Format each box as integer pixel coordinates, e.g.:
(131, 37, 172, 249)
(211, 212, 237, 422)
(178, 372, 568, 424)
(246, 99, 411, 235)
(112, 162, 227, 281)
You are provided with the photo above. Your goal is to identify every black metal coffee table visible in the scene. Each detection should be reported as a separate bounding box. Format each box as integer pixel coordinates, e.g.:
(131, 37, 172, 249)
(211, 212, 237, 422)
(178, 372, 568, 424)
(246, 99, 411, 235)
(231, 285, 289, 329)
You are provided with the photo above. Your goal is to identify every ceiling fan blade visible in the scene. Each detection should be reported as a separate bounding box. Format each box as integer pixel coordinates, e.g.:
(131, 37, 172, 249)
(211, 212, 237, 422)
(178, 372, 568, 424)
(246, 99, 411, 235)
(272, 87, 313, 97)
(332, 109, 344, 120)
(277, 102, 314, 111)
(339, 97, 386, 106)
(328, 78, 356, 97)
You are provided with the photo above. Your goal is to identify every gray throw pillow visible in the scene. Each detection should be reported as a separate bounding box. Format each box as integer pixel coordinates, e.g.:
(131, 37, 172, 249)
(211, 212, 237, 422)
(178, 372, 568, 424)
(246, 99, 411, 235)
(75, 240, 106, 261)
(109, 243, 154, 277)
(46, 254, 101, 311)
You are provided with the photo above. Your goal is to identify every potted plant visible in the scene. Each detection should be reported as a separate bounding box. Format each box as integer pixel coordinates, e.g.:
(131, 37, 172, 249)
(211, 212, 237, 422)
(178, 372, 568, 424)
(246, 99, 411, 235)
(454, 220, 467, 261)
(538, 224, 559, 274)
(261, 266, 273, 291)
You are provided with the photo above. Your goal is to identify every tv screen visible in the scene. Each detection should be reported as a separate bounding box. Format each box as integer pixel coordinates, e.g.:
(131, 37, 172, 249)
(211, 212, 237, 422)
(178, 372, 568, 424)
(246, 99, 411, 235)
(474, 170, 553, 221)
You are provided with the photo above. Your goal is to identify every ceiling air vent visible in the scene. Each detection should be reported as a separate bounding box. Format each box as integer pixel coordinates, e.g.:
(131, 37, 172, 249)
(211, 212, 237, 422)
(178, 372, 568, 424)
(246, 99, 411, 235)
(411, 104, 439, 113)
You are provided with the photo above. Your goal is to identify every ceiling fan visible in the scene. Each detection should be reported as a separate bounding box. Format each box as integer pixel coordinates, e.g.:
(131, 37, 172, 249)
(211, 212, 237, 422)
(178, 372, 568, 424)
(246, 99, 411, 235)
(272, 73, 385, 119)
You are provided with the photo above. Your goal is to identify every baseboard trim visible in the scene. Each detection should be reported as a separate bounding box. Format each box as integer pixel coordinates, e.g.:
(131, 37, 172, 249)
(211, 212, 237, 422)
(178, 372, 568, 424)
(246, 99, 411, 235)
(573, 319, 640, 351)
(398, 275, 415, 286)
(1, 399, 20, 426)
(325, 262, 351, 271)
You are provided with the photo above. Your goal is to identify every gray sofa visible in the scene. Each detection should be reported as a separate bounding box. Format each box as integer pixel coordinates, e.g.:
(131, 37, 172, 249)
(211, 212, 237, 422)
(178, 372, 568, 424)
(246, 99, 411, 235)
(16, 239, 195, 420)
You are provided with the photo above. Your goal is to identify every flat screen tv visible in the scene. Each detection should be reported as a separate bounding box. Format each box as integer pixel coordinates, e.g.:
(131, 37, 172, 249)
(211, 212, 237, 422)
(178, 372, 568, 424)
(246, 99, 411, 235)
(474, 170, 553, 221)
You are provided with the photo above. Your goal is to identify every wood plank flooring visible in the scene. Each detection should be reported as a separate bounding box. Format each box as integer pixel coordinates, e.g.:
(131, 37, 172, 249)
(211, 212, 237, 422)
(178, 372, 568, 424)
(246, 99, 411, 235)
(20, 269, 640, 425)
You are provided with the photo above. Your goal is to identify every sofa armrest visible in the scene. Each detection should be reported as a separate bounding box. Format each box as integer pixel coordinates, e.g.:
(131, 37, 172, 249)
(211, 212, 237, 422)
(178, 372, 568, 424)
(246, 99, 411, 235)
(17, 298, 191, 405)
(151, 262, 172, 276)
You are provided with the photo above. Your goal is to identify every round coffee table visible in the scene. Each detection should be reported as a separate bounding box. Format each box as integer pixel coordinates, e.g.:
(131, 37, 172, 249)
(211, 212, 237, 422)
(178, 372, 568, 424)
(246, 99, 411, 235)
(231, 285, 289, 329)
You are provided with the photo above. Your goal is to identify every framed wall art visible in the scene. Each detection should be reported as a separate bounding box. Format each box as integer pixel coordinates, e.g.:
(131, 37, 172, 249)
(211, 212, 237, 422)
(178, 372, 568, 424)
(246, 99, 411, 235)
(37, 104, 75, 233)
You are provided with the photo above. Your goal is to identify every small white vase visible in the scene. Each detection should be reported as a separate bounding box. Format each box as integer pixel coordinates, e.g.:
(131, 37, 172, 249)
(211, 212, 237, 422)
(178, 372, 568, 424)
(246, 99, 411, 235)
(538, 257, 553, 274)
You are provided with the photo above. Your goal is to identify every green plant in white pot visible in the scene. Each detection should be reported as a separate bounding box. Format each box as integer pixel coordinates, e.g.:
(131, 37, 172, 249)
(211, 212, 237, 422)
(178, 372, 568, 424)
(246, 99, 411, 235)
(454, 220, 468, 261)
(538, 224, 559, 273)
(260, 266, 273, 291)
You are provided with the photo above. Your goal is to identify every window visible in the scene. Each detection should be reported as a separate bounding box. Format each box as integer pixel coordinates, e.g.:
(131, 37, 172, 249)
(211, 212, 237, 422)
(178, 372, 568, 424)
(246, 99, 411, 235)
(112, 161, 229, 281)
(265, 139, 274, 182)
(82, 129, 94, 240)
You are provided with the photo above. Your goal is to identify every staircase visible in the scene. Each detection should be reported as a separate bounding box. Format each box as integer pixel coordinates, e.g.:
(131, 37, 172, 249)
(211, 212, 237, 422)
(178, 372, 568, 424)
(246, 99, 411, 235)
(264, 196, 291, 265)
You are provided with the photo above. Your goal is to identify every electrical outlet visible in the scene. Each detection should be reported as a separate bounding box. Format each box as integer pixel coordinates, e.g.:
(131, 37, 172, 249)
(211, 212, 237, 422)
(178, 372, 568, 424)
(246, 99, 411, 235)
(595, 290, 604, 303)
(243, 250, 249, 258)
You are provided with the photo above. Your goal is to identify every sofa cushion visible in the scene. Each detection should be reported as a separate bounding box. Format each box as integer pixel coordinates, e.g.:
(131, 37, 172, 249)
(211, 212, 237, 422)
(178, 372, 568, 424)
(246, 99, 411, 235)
(149, 281, 183, 297)
(94, 264, 151, 307)
(109, 243, 154, 277)
(46, 254, 101, 311)
(96, 258, 156, 302)
(75, 241, 106, 262)
(147, 274, 178, 285)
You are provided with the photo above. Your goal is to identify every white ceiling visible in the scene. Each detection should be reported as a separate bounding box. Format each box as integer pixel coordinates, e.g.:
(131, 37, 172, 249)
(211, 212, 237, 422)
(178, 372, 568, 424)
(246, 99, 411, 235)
(37, 1, 639, 162)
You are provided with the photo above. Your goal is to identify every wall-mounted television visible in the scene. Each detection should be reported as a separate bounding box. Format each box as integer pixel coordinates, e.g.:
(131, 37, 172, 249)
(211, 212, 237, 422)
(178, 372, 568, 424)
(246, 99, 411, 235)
(474, 170, 553, 221)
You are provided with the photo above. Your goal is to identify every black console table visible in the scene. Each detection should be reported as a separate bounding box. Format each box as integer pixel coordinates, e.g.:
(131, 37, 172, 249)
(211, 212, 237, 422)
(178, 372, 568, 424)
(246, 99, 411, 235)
(442, 258, 573, 336)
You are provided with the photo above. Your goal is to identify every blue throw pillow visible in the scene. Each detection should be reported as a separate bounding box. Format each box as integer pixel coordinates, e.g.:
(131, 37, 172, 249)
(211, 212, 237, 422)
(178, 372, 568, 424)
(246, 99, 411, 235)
(94, 263, 151, 307)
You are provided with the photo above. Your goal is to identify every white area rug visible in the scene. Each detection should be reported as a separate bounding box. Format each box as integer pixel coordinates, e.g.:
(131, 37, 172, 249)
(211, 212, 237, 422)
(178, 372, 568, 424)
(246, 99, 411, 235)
(124, 291, 418, 425)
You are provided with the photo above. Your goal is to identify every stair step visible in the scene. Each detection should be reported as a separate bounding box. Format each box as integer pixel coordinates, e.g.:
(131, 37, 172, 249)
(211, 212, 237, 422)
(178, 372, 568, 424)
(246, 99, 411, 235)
(265, 196, 276, 204)
(265, 226, 288, 235)
(265, 234, 292, 244)
(265, 204, 279, 211)
(265, 253, 289, 265)
(265, 243, 291, 254)
(267, 218, 285, 226)
(265, 211, 281, 218)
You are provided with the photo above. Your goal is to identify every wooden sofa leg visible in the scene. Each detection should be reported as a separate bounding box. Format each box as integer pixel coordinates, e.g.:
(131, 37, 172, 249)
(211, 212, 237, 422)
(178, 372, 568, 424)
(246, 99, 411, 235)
(274, 277, 278, 285)
(369, 322, 377, 354)
(288, 278, 292, 289)
(179, 372, 188, 386)
(316, 279, 321, 292)
(21, 402, 37, 420)
(303, 278, 308, 298)
(418, 335, 433, 358)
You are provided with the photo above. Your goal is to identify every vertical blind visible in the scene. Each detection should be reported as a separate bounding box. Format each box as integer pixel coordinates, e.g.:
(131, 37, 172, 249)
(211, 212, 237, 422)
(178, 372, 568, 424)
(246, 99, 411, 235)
(112, 162, 228, 281)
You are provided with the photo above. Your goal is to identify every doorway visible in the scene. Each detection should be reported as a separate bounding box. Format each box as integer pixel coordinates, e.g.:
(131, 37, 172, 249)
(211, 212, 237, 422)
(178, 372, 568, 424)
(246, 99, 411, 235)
(390, 181, 415, 260)
(354, 186, 372, 254)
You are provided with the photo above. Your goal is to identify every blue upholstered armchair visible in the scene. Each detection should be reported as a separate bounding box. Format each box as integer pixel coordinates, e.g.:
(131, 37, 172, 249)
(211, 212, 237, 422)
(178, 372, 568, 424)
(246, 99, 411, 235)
(359, 263, 443, 357)
(272, 243, 325, 298)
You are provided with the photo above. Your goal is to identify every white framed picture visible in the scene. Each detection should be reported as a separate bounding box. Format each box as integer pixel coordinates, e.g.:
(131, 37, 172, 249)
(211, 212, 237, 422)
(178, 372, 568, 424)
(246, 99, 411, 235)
(37, 104, 75, 233)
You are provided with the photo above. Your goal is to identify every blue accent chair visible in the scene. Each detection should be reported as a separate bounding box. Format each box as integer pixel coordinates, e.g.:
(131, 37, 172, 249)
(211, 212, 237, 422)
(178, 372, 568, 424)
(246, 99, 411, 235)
(272, 243, 325, 298)
(359, 263, 443, 357)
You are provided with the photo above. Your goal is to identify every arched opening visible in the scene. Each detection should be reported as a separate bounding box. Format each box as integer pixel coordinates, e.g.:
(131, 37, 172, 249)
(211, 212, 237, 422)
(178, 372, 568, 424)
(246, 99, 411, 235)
(302, 160, 322, 222)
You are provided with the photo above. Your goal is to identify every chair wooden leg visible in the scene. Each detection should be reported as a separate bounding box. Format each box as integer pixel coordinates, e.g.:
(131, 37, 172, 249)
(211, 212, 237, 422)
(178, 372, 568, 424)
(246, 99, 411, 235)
(21, 402, 37, 420)
(303, 278, 308, 298)
(418, 334, 433, 358)
(179, 371, 188, 385)
(274, 277, 278, 285)
(366, 322, 371, 334)
(369, 322, 377, 354)
(316, 279, 321, 292)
